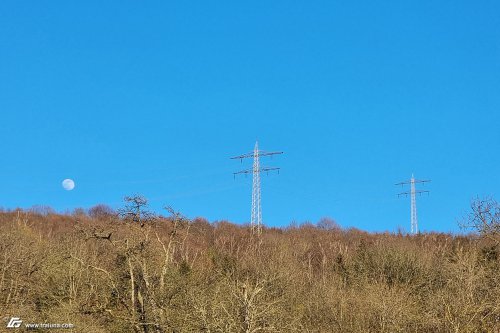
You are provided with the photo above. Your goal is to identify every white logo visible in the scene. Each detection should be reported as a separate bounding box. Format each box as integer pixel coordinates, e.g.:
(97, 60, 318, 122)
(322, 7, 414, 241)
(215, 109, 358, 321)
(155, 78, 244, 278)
(6, 317, 22, 328)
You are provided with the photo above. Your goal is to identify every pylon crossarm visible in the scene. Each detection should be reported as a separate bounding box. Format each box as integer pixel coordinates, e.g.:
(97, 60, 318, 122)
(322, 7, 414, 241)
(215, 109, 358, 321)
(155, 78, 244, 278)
(230, 151, 283, 160)
(396, 179, 431, 185)
(398, 190, 429, 196)
(230, 152, 255, 160)
(233, 167, 280, 176)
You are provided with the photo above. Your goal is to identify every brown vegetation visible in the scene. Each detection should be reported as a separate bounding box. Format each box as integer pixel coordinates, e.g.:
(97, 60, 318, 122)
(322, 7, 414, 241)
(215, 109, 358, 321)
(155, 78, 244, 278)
(0, 199, 498, 332)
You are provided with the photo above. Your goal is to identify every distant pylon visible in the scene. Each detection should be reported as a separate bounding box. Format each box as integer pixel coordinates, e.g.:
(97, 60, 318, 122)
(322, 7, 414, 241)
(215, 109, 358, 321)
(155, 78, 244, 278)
(396, 174, 431, 234)
(410, 176, 418, 234)
(251, 142, 262, 234)
(231, 141, 283, 235)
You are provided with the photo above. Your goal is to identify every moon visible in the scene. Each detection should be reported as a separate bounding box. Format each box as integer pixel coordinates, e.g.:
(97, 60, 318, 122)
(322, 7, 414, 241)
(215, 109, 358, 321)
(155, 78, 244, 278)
(62, 179, 75, 191)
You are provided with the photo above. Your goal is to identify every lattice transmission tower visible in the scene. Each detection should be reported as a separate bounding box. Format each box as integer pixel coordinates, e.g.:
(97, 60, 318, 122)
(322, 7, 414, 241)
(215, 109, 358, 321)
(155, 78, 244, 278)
(396, 174, 431, 234)
(231, 141, 283, 235)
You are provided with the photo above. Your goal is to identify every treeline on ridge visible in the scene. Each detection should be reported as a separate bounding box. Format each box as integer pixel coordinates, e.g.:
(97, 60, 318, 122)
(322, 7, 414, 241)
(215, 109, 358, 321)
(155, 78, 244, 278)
(0, 197, 498, 332)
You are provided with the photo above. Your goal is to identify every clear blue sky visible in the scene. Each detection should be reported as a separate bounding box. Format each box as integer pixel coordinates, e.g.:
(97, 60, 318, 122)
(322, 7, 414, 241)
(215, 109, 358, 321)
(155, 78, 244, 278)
(1, 1, 499, 233)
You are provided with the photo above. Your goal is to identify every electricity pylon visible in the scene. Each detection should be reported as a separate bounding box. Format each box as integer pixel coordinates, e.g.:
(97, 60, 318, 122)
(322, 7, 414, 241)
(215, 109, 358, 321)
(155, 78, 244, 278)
(396, 174, 430, 234)
(231, 141, 283, 235)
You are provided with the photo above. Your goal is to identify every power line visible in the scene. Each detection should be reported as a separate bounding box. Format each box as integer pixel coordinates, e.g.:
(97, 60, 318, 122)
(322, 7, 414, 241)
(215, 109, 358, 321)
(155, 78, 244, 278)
(231, 141, 283, 235)
(395, 174, 430, 234)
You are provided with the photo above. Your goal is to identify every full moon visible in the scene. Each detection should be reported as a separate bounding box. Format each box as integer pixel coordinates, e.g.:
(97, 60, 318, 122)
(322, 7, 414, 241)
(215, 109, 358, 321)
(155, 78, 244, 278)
(62, 179, 75, 191)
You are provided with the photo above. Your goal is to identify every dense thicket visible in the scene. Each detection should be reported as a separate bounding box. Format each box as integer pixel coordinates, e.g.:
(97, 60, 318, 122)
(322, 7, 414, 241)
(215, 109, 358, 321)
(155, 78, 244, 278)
(0, 207, 498, 333)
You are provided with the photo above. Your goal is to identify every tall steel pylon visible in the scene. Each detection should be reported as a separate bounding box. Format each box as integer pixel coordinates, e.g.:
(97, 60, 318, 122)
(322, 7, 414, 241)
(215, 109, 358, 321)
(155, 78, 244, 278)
(231, 141, 283, 235)
(410, 176, 418, 234)
(396, 174, 430, 234)
(251, 142, 262, 233)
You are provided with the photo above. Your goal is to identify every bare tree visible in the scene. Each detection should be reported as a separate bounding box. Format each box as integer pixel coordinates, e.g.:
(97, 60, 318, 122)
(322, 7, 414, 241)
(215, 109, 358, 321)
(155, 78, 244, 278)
(89, 204, 116, 219)
(119, 195, 155, 227)
(316, 217, 341, 231)
(461, 197, 500, 245)
(156, 206, 190, 292)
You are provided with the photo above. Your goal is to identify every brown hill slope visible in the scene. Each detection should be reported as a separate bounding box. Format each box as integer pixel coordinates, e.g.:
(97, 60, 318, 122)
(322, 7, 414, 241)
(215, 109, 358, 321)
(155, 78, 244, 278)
(0, 209, 498, 332)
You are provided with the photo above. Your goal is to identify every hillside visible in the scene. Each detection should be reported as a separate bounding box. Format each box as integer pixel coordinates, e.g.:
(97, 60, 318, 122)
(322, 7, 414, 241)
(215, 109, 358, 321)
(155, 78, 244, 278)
(0, 204, 498, 333)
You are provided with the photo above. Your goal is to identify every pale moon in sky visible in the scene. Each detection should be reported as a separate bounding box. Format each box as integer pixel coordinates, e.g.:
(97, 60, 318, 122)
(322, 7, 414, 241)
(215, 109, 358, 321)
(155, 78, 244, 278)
(62, 179, 75, 191)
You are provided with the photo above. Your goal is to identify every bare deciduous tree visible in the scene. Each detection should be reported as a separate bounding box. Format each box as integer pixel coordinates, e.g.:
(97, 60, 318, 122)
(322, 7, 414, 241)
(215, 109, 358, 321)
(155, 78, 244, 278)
(89, 204, 116, 219)
(461, 197, 500, 245)
(119, 195, 155, 227)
